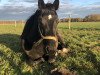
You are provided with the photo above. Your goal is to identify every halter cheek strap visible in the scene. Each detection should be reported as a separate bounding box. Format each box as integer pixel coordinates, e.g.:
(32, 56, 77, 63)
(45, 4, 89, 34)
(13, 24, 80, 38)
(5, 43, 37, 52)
(38, 23, 57, 41)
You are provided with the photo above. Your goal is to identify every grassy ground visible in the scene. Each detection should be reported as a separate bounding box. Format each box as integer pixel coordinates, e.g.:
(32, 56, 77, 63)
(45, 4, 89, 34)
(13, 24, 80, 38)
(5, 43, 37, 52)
(0, 22, 100, 75)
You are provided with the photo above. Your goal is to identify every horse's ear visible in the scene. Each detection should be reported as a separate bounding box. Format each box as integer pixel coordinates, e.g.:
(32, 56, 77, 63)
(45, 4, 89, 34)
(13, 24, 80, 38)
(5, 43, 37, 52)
(53, 0, 59, 10)
(38, 0, 45, 9)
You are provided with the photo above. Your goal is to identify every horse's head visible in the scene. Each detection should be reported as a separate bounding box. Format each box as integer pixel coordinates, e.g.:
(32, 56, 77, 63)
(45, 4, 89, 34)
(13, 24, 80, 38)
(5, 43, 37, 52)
(38, 0, 59, 63)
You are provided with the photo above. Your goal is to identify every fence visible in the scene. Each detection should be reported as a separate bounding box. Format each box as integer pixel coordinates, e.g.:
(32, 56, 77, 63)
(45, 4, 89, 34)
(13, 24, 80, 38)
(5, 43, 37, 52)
(0, 20, 25, 26)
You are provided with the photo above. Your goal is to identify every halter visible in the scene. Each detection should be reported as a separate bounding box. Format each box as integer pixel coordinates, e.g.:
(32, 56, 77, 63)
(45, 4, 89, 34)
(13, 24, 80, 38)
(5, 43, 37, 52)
(38, 24, 58, 55)
(38, 24, 57, 42)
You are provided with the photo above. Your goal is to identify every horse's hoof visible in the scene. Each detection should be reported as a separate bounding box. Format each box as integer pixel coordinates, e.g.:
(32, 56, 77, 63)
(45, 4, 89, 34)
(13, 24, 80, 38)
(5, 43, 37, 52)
(58, 48, 69, 57)
(33, 58, 45, 66)
(62, 48, 69, 53)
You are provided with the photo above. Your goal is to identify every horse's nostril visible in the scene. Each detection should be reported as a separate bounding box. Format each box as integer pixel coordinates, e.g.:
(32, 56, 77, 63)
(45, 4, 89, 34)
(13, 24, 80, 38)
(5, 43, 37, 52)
(43, 54, 49, 61)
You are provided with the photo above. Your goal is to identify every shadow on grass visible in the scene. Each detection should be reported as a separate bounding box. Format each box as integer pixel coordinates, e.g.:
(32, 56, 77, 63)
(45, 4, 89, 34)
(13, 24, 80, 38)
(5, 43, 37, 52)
(0, 34, 22, 53)
(86, 49, 100, 75)
(0, 34, 25, 74)
(59, 27, 100, 31)
(0, 34, 29, 61)
(0, 51, 22, 74)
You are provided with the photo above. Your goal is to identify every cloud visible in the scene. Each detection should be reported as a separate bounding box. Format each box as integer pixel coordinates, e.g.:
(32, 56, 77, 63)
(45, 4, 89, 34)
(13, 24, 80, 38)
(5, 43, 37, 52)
(81, 3, 100, 10)
(0, 0, 57, 20)
(92, 2, 100, 5)
(8, 0, 37, 3)
(0, 0, 100, 20)
(0, 0, 38, 20)
(77, 2, 100, 16)
(58, 1, 100, 18)
(58, 1, 81, 18)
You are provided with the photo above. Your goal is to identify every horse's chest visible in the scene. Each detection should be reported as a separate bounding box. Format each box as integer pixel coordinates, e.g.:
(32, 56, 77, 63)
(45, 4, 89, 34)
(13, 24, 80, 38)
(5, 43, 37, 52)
(21, 39, 44, 60)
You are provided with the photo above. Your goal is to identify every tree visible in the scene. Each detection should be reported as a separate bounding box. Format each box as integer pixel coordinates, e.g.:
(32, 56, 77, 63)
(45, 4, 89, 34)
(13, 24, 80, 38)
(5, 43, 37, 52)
(84, 14, 100, 22)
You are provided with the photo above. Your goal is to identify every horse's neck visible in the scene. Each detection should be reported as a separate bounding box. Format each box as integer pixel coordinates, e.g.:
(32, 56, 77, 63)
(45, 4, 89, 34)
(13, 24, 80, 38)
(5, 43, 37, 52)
(21, 10, 41, 43)
(27, 23, 41, 43)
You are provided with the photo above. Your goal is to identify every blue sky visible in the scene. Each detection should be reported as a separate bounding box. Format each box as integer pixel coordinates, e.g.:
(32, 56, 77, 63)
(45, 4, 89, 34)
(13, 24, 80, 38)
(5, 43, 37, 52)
(0, 0, 100, 20)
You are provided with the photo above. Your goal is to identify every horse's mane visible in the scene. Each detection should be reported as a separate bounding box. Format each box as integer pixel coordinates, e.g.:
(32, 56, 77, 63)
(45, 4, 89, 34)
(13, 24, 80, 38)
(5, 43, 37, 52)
(21, 10, 41, 43)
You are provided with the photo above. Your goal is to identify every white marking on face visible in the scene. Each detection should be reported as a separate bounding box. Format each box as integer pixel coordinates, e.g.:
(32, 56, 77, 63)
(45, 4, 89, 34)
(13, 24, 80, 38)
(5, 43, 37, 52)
(48, 14, 52, 20)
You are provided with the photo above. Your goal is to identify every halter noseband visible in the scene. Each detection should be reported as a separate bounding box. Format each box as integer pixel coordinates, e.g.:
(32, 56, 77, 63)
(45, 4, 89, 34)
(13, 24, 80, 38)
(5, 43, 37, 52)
(38, 24, 57, 41)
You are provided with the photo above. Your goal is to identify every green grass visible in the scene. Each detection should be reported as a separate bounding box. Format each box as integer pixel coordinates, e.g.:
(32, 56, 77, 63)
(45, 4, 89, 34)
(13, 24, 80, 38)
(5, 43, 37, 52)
(0, 22, 100, 75)
(58, 22, 100, 29)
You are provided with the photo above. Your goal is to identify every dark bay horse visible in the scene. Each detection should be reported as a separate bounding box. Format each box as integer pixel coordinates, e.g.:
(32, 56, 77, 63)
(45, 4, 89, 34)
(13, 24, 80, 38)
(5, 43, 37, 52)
(21, 0, 66, 63)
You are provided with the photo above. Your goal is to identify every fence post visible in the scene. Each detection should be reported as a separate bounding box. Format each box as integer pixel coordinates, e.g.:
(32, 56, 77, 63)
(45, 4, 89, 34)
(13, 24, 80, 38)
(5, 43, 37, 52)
(68, 14, 71, 29)
(15, 20, 17, 27)
(3, 20, 4, 25)
(21, 20, 23, 25)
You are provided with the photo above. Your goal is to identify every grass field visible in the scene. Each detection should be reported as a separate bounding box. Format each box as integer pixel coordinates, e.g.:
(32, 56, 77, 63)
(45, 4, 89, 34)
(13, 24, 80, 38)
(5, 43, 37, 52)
(0, 22, 100, 75)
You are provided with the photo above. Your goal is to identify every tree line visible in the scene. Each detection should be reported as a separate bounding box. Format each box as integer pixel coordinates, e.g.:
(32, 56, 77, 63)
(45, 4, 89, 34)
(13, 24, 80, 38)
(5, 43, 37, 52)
(59, 14, 100, 22)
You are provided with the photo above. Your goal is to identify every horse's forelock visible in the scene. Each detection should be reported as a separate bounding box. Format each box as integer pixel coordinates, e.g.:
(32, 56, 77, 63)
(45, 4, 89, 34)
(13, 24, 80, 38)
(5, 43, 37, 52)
(46, 3, 54, 9)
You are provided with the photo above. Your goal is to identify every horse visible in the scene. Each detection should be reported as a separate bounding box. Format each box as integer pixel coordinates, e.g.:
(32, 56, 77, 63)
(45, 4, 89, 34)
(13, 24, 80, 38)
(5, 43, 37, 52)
(20, 0, 67, 63)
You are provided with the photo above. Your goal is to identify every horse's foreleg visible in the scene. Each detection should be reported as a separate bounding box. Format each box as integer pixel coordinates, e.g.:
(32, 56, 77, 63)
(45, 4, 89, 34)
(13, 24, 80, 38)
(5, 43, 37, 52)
(56, 32, 69, 55)
(56, 32, 66, 49)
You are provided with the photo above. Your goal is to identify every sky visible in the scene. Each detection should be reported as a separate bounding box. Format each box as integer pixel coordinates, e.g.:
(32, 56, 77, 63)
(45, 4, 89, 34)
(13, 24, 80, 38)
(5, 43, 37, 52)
(0, 0, 100, 20)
